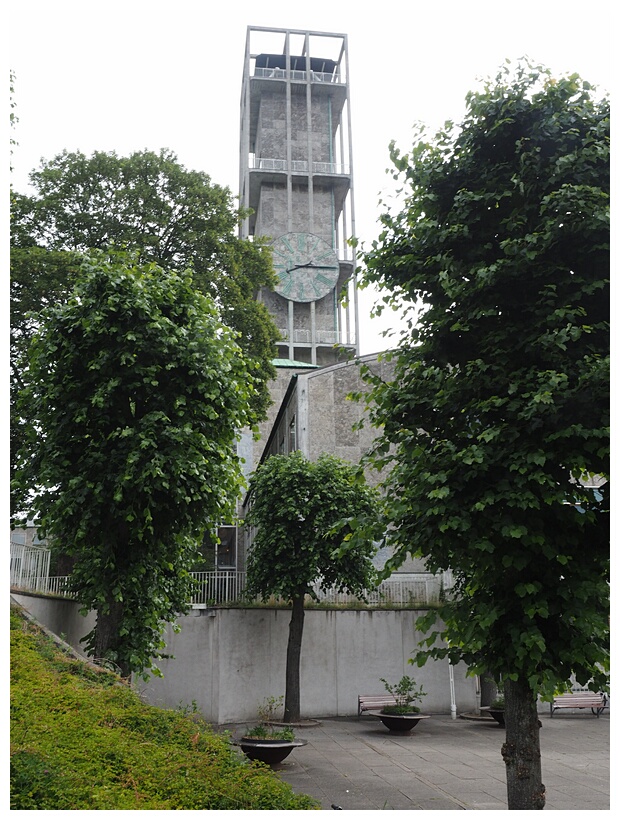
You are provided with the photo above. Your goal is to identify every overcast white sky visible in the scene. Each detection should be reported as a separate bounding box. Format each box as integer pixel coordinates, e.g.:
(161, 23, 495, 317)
(8, 0, 612, 355)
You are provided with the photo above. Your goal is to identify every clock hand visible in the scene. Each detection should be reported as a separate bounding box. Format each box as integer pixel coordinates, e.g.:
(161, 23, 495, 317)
(286, 262, 338, 272)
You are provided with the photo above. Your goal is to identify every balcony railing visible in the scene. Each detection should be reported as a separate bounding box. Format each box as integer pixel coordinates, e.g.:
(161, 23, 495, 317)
(10, 543, 452, 608)
(254, 67, 341, 84)
(191, 571, 247, 605)
(250, 157, 349, 175)
(10, 573, 74, 598)
(277, 329, 343, 345)
(11, 567, 451, 608)
(10, 544, 51, 591)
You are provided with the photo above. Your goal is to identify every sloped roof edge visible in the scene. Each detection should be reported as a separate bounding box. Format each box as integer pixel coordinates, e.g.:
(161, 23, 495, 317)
(272, 358, 320, 369)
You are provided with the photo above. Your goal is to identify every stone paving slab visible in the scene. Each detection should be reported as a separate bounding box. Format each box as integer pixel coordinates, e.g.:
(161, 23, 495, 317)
(223, 712, 610, 810)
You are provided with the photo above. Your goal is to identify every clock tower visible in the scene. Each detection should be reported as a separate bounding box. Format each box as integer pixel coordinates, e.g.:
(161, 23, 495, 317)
(240, 26, 359, 366)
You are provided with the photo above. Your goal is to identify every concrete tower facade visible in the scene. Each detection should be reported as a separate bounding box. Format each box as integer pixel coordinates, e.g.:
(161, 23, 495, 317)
(233, 27, 394, 575)
(239, 26, 359, 366)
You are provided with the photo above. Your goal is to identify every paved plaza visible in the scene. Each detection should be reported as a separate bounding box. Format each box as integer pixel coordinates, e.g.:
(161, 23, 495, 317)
(225, 712, 610, 811)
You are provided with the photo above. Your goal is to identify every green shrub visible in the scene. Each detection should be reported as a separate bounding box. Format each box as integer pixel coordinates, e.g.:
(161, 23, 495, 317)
(380, 675, 427, 713)
(10, 604, 318, 810)
(10, 751, 68, 810)
(380, 704, 421, 715)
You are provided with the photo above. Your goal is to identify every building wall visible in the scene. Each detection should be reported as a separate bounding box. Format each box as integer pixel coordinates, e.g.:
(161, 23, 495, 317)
(250, 354, 425, 573)
(257, 182, 334, 241)
(304, 357, 387, 469)
(259, 354, 389, 470)
(11, 592, 96, 653)
(10, 526, 47, 548)
(14, 592, 477, 724)
(254, 90, 334, 168)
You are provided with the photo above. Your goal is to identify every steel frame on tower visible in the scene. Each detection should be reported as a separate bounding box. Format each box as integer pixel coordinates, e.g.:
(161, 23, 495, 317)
(239, 26, 359, 364)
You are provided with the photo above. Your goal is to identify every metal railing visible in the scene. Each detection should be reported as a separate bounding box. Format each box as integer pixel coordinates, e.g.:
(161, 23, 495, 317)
(254, 67, 341, 84)
(251, 157, 349, 175)
(191, 571, 247, 605)
(312, 574, 446, 606)
(10, 543, 451, 608)
(11, 568, 449, 608)
(10, 544, 51, 592)
(190, 571, 448, 606)
(277, 329, 342, 345)
(11, 573, 74, 598)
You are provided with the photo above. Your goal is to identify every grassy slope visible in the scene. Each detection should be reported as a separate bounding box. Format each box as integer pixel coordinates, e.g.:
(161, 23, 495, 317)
(10, 603, 318, 810)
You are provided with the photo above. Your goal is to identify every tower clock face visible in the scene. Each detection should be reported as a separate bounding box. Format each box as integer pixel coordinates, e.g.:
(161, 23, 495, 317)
(271, 232, 339, 303)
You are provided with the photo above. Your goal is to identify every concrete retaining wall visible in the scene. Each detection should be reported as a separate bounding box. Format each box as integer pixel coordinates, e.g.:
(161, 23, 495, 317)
(13, 592, 477, 724)
(140, 607, 477, 724)
(11, 591, 96, 655)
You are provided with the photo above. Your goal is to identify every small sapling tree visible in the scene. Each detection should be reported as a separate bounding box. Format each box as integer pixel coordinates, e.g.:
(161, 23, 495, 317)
(245, 451, 380, 723)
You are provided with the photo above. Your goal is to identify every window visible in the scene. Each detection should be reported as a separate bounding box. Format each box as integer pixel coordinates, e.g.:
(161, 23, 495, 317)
(217, 526, 237, 569)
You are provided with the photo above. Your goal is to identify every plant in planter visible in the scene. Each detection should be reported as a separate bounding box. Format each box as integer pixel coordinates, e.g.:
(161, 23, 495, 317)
(481, 683, 505, 726)
(490, 692, 505, 709)
(246, 696, 288, 734)
(370, 676, 431, 733)
(380, 676, 427, 715)
(239, 697, 306, 765)
(243, 724, 296, 742)
(488, 689, 505, 726)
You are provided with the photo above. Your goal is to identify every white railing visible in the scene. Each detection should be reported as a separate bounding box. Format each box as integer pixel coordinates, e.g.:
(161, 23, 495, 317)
(10, 544, 51, 592)
(255, 157, 287, 171)
(191, 571, 247, 605)
(190, 571, 449, 606)
(251, 157, 349, 175)
(316, 330, 341, 345)
(278, 329, 342, 345)
(11, 568, 450, 608)
(313, 161, 349, 175)
(10, 544, 452, 607)
(312, 573, 447, 606)
(254, 67, 340, 84)
(11, 572, 74, 598)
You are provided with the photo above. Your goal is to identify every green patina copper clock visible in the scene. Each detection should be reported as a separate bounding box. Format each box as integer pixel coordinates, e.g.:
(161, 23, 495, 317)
(271, 232, 339, 302)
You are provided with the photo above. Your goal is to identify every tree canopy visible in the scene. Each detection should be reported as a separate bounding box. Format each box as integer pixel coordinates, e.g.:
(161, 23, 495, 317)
(11, 148, 280, 418)
(245, 451, 380, 721)
(359, 62, 609, 809)
(10, 247, 83, 514)
(14, 251, 261, 676)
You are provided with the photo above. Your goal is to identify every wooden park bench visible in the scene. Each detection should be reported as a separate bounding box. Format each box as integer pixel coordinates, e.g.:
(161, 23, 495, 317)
(358, 694, 398, 716)
(550, 691, 607, 718)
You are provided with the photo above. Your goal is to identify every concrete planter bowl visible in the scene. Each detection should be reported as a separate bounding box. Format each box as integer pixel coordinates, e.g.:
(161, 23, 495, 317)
(367, 710, 431, 734)
(480, 706, 505, 726)
(238, 737, 307, 765)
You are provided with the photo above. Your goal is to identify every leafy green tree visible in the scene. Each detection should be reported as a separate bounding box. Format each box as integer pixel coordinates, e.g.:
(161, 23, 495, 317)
(14, 251, 261, 677)
(245, 452, 380, 723)
(10, 148, 280, 418)
(10, 247, 82, 516)
(359, 62, 609, 810)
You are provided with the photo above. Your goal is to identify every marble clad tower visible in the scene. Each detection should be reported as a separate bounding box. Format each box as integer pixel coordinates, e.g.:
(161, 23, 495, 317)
(239, 26, 359, 366)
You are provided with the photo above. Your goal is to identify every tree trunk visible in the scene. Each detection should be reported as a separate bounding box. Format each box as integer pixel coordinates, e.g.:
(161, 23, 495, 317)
(501, 676, 545, 809)
(284, 595, 305, 723)
(94, 597, 130, 677)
